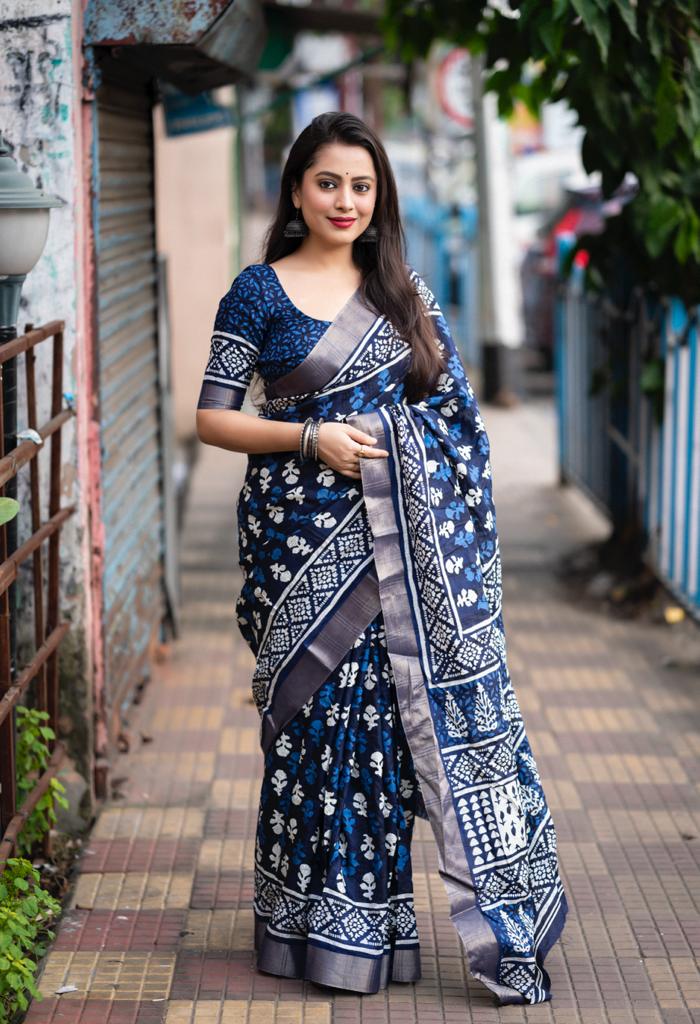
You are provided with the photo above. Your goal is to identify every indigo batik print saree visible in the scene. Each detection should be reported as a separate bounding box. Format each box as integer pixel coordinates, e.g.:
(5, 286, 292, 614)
(198, 266, 568, 1004)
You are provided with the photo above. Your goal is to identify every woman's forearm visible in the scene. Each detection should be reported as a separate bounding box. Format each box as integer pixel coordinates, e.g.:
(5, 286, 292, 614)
(196, 408, 304, 455)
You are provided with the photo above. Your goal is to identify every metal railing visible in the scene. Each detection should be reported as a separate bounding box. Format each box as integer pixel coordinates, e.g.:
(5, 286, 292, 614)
(0, 320, 76, 871)
(555, 247, 700, 618)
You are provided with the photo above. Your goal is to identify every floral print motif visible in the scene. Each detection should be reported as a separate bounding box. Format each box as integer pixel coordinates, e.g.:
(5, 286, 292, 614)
(254, 616, 421, 968)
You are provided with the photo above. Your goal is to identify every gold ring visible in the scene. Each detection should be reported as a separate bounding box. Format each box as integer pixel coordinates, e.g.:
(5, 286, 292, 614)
(358, 445, 365, 458)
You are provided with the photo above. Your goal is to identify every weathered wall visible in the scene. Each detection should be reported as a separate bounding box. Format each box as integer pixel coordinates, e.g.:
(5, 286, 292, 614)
(0, 1, 97, 811)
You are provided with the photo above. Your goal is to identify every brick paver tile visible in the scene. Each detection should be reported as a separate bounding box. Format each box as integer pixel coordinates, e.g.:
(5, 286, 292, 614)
(24, 417, 700, 1024)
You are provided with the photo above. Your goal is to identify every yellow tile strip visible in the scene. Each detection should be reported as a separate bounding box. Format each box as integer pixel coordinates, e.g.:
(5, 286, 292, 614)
(69, 872, 193, 910)
(38, 952, 176, 1000)
(164, 1003, 331, 1024)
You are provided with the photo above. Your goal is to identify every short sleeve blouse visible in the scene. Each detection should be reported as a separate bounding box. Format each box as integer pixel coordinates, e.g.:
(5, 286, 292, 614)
(197, 264, 271, 412)
(197, 262, 341, 412)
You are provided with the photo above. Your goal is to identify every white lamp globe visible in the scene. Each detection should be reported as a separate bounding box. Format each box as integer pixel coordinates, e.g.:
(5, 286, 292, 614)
(0, 132, 64, 277)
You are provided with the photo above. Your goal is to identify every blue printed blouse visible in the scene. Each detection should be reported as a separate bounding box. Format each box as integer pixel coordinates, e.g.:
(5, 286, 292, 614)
(198, 262, 335, 408)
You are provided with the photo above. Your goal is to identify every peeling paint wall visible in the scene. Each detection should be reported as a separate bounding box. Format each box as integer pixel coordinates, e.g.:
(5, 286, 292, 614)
(84, 0, 231, 46)
(0, 0, 97, 814)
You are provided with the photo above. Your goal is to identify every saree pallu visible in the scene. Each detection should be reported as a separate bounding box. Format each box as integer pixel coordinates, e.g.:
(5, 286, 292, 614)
(236, 271, 568, 1005)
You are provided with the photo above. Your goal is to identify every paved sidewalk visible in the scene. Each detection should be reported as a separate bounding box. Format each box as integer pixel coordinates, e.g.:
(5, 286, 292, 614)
(27, 399, 700, 1024)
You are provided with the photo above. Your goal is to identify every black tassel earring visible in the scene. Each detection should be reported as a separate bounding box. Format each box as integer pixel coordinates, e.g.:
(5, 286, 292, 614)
(359, 222, 378, 243)
(283, 207, 308, 238)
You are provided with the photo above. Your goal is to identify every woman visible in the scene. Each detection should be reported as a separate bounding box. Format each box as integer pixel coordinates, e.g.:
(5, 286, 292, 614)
(196, 112, 568, 1005)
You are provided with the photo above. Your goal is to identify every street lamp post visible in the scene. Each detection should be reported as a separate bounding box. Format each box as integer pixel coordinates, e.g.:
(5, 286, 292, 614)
(0, 132, 64, 675)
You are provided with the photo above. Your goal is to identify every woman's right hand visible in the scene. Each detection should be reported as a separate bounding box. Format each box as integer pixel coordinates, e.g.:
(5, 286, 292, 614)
(316, 422, 389, 479)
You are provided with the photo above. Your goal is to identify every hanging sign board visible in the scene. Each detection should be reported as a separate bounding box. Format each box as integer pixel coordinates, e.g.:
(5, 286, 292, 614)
(162, 84, 233, 137)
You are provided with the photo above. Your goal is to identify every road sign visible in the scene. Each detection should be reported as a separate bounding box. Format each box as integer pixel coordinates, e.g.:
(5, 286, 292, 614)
(436, 49, 473, 130)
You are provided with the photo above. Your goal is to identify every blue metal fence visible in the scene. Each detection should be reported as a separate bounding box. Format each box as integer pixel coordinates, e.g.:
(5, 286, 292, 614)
(555, 235, 700, 617)
(403, 196, 479, 366)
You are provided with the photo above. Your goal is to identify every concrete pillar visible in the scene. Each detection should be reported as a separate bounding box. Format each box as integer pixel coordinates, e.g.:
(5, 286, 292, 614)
(470, 54, 523, 405)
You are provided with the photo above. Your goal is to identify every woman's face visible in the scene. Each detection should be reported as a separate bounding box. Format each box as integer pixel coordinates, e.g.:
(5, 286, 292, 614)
(292, 141, 377, 248)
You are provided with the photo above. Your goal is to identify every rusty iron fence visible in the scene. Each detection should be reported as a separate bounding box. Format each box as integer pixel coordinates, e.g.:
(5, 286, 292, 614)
(0, 320, 75, 872)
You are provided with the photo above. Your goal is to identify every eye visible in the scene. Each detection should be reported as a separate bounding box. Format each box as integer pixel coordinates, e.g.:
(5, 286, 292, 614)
(354, 183, 371, 193)
(319, 180, 336, 189)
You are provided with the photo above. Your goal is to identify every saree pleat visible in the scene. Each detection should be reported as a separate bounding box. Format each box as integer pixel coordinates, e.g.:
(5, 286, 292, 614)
(253, 613, 422, 993)
(222, 266, 568, 1005)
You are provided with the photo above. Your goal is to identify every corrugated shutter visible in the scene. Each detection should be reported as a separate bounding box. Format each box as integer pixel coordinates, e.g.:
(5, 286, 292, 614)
(96, 77, 165, 733)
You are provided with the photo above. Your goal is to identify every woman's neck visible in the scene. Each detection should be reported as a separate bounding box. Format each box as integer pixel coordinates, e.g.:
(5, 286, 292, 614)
(290, 238, 357, 273)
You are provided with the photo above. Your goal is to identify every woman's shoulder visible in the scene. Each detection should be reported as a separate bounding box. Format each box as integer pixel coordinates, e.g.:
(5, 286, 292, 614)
(229, 262, 274, 292)
(405, 261, 426, 290)
(214, 264, 276, 345)
(222, 263, 278, 311)
(405, 263, 439, 312)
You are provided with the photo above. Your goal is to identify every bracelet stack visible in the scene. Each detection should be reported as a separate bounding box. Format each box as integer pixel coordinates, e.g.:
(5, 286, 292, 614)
(299, 416, 324, 463)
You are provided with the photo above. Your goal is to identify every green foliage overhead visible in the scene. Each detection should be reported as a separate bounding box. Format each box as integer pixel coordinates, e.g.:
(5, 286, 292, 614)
(382, 0, 700, 304)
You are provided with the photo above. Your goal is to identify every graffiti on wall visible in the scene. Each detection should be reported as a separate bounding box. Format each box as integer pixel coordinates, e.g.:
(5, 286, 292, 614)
(0, 2, 89, 758)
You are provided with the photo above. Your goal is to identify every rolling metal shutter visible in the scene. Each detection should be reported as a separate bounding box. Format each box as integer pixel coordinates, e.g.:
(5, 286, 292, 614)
(95, 76, 165, 736)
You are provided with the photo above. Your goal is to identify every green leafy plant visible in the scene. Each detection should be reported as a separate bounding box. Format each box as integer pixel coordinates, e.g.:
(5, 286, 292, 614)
(15, 706, 69, 859)
(0, 857, 61, 1020)
(382, 0, 700, 305)
(0, 499, 18, 527)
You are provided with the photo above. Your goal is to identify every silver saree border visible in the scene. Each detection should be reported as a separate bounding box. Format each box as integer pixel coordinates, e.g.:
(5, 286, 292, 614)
(254, 913, 422, 993)
(264, 291, 379, 400)
(257, 293, 384, 756)
(349, 404, 521, 1005)
(260, 564, 381, 755)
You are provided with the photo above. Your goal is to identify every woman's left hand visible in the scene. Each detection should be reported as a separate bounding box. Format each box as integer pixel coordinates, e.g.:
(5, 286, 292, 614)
(316, 421, 389, 479)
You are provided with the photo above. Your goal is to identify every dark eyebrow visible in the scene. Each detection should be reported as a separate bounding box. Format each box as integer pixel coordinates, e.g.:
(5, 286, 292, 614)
(313, 170, 375, 182)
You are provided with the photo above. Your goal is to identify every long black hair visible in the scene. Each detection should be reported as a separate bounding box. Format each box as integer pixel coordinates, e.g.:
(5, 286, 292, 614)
(260, 111, 445, 402)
